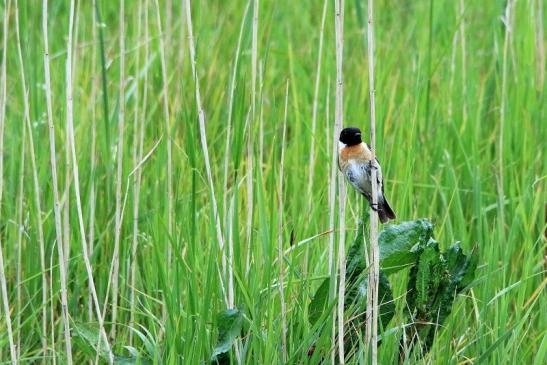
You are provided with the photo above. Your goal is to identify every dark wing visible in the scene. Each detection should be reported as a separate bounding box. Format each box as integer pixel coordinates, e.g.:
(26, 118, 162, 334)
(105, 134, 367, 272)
(374, 157, 385, 193)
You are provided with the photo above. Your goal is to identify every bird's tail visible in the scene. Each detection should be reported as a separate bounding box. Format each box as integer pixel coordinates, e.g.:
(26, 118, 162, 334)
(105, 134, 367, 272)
(378, 195, 396, 224)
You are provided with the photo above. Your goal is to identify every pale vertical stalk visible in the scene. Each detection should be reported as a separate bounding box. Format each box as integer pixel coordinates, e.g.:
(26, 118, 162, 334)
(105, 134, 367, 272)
(49, 251, 56, 365)
(258, 63, 264, 167)
(365, 0, 379, 363)
(62, 91, 71, 269)
(42, 0, 73, 361)
(14, 1, 48, 357)
(307, 0, 328, 208)
(111, 0, 126, 338)
(62, 20, 72, 264)
(277, 81, 289, 363)
(184, 0, 229, 305)
(89, 0, 98, 324)
(326, 78, 338, 365)
(130, 0, 148, 346)
(245, 0, 258, 290)
(154, 0, 174, 270)
(498, 0, 513, 237)
(0, 2, 17, 362)
(65, 1, 113, 361)
(334, 0, 346, 363)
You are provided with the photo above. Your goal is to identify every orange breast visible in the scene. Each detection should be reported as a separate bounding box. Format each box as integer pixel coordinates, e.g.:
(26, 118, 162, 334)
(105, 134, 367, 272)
(340, 143, 372, 162)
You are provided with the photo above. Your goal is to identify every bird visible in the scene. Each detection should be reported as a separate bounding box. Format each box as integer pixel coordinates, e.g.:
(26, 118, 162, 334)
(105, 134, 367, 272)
(338, 127, 396, 223)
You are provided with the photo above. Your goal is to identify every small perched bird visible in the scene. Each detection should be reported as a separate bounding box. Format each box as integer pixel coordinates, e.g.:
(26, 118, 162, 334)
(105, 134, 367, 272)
(338, 127, 396, 223)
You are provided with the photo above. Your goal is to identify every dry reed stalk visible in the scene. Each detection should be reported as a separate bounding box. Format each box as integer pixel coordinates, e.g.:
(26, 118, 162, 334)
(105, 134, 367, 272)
(42, 0, 73, 361)
(258, 66, 264, 167)
(334, 0, 346, 362)
(245, 0, 259, 295)
(326, 77, 339, 365)
(365, 0, 380, 363)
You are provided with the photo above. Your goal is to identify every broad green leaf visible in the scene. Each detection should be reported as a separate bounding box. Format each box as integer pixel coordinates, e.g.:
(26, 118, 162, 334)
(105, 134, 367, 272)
(347, 219, 435, 277)
(210, 308, 244, 364)
(379, 219, 434, 274)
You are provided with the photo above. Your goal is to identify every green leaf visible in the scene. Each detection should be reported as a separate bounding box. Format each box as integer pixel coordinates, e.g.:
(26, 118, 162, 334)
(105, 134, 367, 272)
(379, 219, 434, 274)
(346, 219, 367, 280)
(414, 239, 444, 316)
(445, 242, 468, 286)
(308, 278, 330, 325)
(210, 308, 244, 364)
(458, 245, 478, 290)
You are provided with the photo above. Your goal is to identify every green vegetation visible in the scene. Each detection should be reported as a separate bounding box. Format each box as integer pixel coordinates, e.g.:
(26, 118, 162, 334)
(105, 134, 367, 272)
(0, 0, 545, 364)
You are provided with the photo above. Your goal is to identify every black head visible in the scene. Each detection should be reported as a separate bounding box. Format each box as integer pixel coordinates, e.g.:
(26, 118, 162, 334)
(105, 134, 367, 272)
(339, 127, 362, 146)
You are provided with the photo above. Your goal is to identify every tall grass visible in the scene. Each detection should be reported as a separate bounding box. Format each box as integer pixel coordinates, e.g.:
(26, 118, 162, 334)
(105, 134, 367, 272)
(0, 1, 544, 364)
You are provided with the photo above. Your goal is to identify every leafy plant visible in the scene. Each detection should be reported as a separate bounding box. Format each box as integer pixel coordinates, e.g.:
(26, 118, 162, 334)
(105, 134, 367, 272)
(210, 308, 244, 364)
(308, 219, 477, 362)
(399, 240, 477, 362)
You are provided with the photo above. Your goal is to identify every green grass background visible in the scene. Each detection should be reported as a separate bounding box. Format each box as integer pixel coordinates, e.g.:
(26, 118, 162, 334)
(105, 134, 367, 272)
(0, 0, 545, 363)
